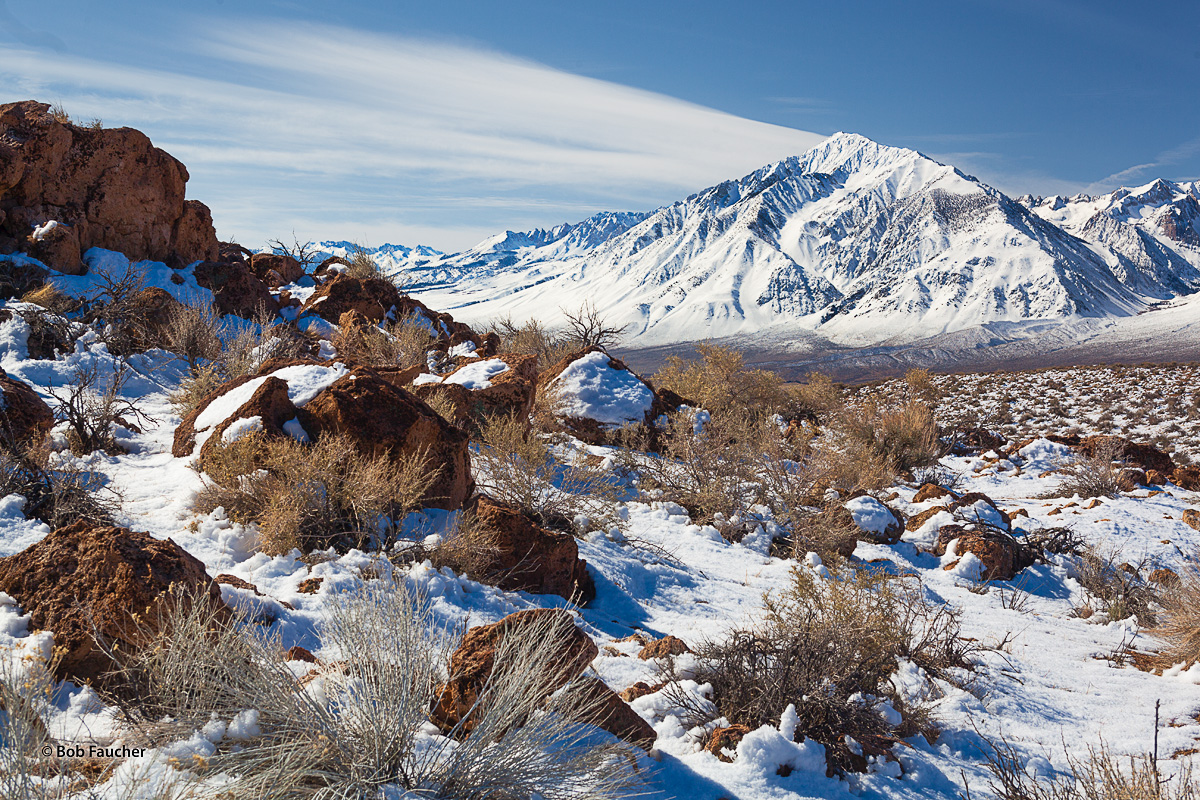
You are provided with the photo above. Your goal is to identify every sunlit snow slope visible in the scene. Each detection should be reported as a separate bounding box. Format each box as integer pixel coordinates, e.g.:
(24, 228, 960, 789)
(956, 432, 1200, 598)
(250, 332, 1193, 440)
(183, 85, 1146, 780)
(388, 134, 1200, 347)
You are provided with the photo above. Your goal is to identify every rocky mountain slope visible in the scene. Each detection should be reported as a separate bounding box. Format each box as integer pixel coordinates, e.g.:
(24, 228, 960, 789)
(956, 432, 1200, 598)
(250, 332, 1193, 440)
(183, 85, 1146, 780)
(396, 134, 1200, 349)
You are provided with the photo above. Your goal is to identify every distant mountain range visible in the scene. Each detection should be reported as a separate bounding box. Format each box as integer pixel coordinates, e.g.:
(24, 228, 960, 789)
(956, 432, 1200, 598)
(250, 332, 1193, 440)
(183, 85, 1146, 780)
(327, 133, 1200, 353)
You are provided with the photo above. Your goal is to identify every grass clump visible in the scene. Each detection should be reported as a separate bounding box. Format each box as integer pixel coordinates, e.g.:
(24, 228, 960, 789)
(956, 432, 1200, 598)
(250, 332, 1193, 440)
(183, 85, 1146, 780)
(109, 582, 640, 800)
(682, 564, 969, 774)
(194, 431, 437, 555)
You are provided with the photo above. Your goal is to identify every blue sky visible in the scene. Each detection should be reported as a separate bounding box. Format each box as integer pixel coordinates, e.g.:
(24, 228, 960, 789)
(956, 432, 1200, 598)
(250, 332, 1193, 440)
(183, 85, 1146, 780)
(2, 0, 1198, 250)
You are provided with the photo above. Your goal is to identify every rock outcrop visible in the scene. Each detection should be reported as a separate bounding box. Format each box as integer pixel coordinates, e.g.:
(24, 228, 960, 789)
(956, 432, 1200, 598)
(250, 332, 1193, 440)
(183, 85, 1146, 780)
(536, 346, 686, 446)
(934, 525, 1035, 581)
(193, 259, 278, 318)
(0, 101, 218, 272)
(0, 521, 223, 687)
(431, 609, 597, 735)
(412, 353, 540, 427)
(0, 367, 54, 447)
(461, 495, 594, 602)
(174, 359, 473, 511)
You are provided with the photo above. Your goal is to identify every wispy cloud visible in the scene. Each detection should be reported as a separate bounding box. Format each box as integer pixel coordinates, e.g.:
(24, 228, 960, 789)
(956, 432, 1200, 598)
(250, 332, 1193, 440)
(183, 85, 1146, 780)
(1085, 134, 1200, 194)
(0, 20, 825, 249)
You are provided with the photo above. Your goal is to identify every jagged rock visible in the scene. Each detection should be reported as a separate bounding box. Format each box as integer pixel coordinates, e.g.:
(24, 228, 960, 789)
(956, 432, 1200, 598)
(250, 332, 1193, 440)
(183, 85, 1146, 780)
(413, 353, 540, 427)
(571, 676, 657, 749)
(906, 506, 950, 532)
(0, 100, 218, 271)
(0, 520, 224, 687)
(1079, 435, 1174, 475)
(0, 367, 54, 447)
(250, 253, 304, 286)
(193, 260, 277, 318)
(300, 274, 402, 323)
(707, 725, 753, 762)
(637, 635, 691, 660)
(461, 495, 595, 602)
(1183, 509, 1200, 531)
(934, 526, 1034, 581)
(174, 359, 474, 512)
(431, 609, 597, 735)
(913, 483, 956, 503)
(1171, 467, 1200, 491)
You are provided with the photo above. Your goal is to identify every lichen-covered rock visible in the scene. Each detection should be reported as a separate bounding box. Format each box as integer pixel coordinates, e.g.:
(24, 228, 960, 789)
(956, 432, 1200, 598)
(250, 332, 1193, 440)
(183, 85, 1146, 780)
(0, 101, 218, 270)
(0, 521, 223, 687)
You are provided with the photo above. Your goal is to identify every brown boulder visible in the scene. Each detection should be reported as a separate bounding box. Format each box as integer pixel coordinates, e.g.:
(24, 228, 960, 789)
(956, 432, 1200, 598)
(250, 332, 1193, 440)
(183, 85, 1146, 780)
(1171, 467, 1200, 491)
(906, 506, 950, 532)
(193, 260, 277, 318)
(619, 681, 665, 702)
(1147, 469, 1169, 486)
(536, 347, 678, 446)
(0, 101, 218, 269)
(1150, 568, 1180, 586)
(707, 725, 753, 762)
(571, 676, 657, 749)
(1079, 435, 1175, 475)
(301, 368, 473, 510)
(934, 526, 1034, 581)
(637, 635, 691, 660)
(174, 360, 473, 511)
(949, 492, 1010, 528)
(24, 219, 82, 274)
(913, 483, 956, 504)
(250, 253, 305, 286)
(461, 495, 594, 602)
(417, 354, 541, 427)
(0, 521, 223, 687)
(300, 274, 402, 323)
(1183, 509, 1200, 531)
(0, 367, 54, 447)
(431, 609, 597, 735)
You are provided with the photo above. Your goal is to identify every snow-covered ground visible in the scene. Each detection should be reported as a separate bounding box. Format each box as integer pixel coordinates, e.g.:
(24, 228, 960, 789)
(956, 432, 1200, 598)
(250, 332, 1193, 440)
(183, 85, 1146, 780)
(0, 250, 1198, 799)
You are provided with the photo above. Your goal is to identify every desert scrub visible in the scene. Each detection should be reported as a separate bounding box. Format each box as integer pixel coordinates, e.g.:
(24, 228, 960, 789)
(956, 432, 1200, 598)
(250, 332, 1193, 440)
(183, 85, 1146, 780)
(1056, 438, 1134, 499)
(45, 360, 152, 455)
(833, 397, 943, 475)
(473, 413, 622, 534)
(681, 564, 969, 774)
(331, 310, 435, 369)
(111, 582, 640, 800)
(491, 315, 577, 369)
(0, 442, 119, 529)
(652, 342, 791, 414)
(194, 431, 438, 554)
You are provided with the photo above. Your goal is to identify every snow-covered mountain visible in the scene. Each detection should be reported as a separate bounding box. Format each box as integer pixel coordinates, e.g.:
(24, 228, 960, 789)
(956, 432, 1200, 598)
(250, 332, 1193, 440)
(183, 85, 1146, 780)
(375, 134, 1200, 348)
(316, 241, 446, 275)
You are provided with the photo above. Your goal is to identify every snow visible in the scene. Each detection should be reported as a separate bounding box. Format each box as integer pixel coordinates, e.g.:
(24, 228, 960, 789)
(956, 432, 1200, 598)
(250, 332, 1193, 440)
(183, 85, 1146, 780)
(221, 415, 263, 443)
(192, 363, 350, 447)
(844, 496, 895, 534)
(443, 357, 509, 389)
(550, 351, 654, 426)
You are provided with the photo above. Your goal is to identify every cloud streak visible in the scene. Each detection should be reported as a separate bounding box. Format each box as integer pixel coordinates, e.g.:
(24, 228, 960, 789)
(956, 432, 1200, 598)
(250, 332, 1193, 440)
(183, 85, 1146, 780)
(1086, 134, 1200, 194)
(0, 20, 825, 249)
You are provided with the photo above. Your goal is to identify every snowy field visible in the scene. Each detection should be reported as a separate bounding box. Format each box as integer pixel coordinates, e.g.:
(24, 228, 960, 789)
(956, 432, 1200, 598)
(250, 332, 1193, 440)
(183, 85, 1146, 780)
(0, 250, 1198, 799)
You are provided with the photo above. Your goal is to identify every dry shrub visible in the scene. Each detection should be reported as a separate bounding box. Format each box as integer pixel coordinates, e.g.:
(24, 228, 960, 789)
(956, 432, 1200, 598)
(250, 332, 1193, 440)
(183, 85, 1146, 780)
(0, 442, 119, 529)
(1073, 547, 1158, 625)
(422, 388, 462, 425)
(981, 735, 1196, 800)
(331, 311, 434, 369)
(652, 342, 790, 414)
(110, 583, 639, 800)
(790, 371, 844, 419)
(48, 102, 70, 123)
(1155, 559, 1200, 665)
(413, 509, 506, 580)
(219, 306, 307, 379)
(903, 367, 940, 406)
(169, 361, 227, 417)
(20, 284, 77, 314)
(194, 431, 438, 554)
(473, 413, 621, 533)
(161, 296, 222, 370)
(685, 565, 967, 774)
(45, 360, 152, 455)
(561, 302, 629, 350)
(834, 397, 942, 475)
(492, 315, 576, 369)
(268, 233, 318, 271)
(1057, 439, 1133, 499)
